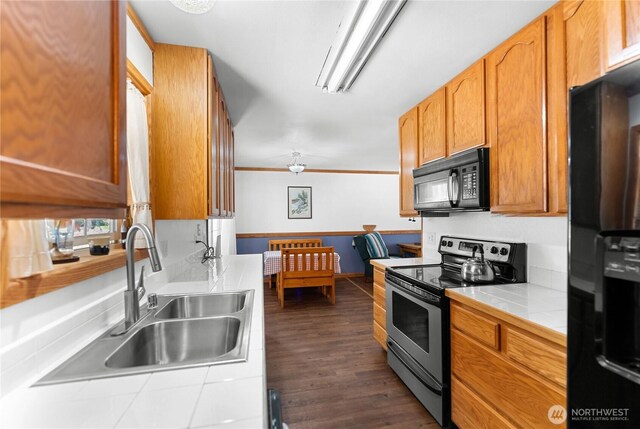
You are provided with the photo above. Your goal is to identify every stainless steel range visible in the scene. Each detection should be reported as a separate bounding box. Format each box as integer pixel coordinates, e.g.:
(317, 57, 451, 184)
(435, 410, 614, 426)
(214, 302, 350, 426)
(385, 236, 527, 428)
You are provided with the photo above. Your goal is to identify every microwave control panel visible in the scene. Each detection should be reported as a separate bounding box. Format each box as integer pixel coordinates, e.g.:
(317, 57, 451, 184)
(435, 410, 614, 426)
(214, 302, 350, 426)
(461, 165, 478, 200)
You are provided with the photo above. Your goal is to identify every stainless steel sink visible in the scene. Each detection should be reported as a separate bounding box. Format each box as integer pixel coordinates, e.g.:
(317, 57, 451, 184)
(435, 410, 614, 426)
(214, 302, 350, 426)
(154, 292, 247, 320)
(106, 318, 241, 368)
(36, 289, 254, 385)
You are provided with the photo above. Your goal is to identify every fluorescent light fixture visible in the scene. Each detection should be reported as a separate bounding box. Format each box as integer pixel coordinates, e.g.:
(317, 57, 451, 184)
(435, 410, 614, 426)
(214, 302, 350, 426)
(316, 0, 406, 94)
(169, 0, 215, 15)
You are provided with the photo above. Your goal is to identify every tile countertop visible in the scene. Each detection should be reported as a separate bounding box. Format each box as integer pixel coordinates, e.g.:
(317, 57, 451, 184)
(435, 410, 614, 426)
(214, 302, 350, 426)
(447, 283, 567, 337)
(370, 256, 440, 269)
(0, 254, 267, 429)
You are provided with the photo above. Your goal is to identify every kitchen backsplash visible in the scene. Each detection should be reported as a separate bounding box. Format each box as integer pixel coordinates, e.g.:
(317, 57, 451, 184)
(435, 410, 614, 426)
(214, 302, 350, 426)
(422, 212, 568, 291)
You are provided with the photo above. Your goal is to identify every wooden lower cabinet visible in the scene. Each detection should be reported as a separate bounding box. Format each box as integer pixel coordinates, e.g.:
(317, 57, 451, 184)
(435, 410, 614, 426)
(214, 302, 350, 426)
(449, 301, 567, 429)
(451, 376, 516, 429)
(372, 266, 387, 350)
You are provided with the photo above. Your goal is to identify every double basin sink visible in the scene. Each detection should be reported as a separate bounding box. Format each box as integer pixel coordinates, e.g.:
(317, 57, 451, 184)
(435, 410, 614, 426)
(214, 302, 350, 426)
(37, 290, 254, 385)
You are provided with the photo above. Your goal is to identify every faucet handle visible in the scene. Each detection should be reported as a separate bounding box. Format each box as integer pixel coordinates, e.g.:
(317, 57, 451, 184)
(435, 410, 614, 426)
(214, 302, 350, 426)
(137, 266, 146, 301)
(148, 293, 158, 309)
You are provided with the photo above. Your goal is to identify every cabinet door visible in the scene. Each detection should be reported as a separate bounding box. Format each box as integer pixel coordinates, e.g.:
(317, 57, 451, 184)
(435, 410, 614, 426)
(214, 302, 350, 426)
(208, 60, 221, 218)
(446, 59, 486, 156)
(230, 129, 235, 216)
(153, 44, 209, 220)
(225, 117, 233, 215)
(0, 1, 127, 218)
(418, 88, 447, 165)
(487, 17, 547, 213)
(547, 5, 569, 214)
(218, 98, 228, 217)
(605, 0, 640, 70)
(564, 0, 605, 88)
(399, 108, 418, 217)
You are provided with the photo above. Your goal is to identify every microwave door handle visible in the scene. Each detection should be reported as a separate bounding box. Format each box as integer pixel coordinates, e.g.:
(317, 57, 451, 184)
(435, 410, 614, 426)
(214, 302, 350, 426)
(449, 169, 459, 206)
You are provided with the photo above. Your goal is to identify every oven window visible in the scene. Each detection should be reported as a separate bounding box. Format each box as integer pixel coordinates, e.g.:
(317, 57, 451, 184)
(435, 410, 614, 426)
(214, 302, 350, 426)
(392, 291, 430, 352)
(416, 178, 448, 204)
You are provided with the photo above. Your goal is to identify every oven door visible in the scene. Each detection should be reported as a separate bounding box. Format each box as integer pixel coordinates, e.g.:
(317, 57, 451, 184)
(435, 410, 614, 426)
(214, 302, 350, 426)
(414, 168, 459, 211)
(385, 275, 443, 382)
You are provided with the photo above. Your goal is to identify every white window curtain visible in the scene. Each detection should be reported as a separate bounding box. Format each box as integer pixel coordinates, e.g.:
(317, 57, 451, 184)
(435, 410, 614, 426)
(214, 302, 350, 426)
(7, 220, 52, 278)
(126, 80, 153, 248)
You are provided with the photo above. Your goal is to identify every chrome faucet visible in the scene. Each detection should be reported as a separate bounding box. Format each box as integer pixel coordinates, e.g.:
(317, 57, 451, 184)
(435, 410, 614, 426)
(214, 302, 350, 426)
(118, 223, 162, 334)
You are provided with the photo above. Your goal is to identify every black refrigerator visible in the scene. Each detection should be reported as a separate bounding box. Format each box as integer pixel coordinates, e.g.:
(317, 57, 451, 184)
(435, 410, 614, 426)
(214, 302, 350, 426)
(569, 59, 640, 428)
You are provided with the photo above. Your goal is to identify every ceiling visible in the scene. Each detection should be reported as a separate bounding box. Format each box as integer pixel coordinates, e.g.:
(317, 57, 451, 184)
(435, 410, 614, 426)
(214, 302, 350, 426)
(131, 0, 554, 171)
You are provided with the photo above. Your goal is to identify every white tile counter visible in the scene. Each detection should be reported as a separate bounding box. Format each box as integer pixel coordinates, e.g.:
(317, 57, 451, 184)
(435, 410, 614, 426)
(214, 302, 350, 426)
(447, 283, 567, 335)
(370, 256, 440, 269)
(0, 254, 267, 429)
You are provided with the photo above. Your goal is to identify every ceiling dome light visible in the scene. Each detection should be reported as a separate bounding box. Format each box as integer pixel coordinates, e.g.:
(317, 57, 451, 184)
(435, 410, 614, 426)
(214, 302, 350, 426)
(287, 152, 306, 175)
(169, 0, 215, 15)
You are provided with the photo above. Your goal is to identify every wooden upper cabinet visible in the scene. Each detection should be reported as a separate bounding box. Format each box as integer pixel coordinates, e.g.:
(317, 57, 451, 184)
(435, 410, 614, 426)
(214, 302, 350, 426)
(152, 45, 234, 220)
(487, 17, 547, 214)
(399, 108, 419, 217)
(153, 44, 209, 220)
(0, 1, 127, 218)
(605, 0, 640, 70)
(418, 88, 447, 165)
(446, 59, 486, 156)
(564, 0, 605, 88)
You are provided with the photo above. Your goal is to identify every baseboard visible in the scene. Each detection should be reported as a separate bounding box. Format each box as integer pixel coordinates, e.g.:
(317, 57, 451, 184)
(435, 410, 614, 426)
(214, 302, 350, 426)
(336, 272, 364, 278)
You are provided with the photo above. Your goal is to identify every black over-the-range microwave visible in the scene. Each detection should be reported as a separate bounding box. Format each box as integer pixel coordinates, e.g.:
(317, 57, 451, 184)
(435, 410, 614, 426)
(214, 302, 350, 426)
(413, 148, 490, 213)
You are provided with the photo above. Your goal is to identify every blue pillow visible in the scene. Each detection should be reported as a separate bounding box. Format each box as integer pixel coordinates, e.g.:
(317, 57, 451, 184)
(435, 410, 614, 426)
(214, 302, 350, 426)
(364, 232, 389, 258)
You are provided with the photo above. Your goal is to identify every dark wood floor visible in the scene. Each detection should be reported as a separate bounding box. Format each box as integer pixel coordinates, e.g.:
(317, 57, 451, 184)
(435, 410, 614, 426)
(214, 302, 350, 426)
(264, 277, 439, 428)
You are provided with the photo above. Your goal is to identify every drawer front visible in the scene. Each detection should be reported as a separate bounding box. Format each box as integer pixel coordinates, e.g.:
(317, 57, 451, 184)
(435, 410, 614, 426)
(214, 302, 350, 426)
(451, 303, 501, 350)
(373, 320, 387, 350)
(373, 267, 385, 286)
(451, 330, 566, 428)
(451, 376, 516, 429)
(373, 302, 386, 327)
(373, 283, 386, 308)
(504, 327, 566, 387)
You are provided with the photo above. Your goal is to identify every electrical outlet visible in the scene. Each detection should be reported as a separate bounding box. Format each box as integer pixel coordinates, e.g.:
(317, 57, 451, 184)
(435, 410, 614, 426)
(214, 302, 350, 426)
(426, 232, 436, 245)
(195, 223, 204, 242)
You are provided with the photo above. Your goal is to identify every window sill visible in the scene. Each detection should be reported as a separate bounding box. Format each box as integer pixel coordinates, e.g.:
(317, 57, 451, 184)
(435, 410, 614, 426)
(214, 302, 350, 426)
(1, 248, 148, 309)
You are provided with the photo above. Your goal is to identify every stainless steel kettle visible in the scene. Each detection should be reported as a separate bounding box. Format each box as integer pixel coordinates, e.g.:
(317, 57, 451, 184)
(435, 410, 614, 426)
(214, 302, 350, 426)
(461, 245, 495, 283)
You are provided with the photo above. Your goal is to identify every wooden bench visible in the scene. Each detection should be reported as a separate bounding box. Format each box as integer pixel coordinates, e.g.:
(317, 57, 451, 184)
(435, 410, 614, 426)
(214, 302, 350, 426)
(277, 247, 335, 308)
(266, 239, 322, 288)
(268, 238, 322, 251)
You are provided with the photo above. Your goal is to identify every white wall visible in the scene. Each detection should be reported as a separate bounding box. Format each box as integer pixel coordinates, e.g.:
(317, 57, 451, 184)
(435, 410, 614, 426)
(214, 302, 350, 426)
(422, 212, 568, 290)
(0, 221, 202, 397)
(126, 16, 153, 85)
(235, 171, 417, 233)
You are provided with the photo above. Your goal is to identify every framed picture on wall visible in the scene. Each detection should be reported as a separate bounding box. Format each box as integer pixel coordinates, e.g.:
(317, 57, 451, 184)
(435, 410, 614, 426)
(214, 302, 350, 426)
(287, 186, 312, 219)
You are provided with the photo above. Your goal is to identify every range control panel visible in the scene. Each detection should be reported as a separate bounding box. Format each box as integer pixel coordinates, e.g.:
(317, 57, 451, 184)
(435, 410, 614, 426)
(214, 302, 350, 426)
(438, 236, 512, 263)
(604, 236, 640, 281)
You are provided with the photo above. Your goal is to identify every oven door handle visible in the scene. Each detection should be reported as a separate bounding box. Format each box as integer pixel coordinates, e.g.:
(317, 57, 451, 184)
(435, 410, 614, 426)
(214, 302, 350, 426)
(387, 341, 443, 396)
(387, 277, 441, 307)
